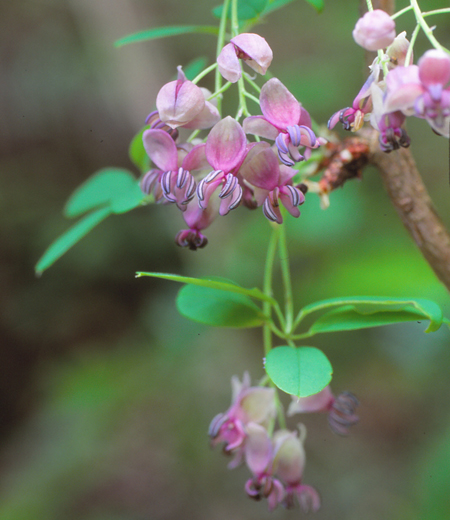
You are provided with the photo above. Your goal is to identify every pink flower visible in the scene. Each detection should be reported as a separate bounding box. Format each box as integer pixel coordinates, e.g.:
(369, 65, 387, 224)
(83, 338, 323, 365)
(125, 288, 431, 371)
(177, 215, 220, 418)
(217, 33, 273, 83)
(141, 129, 209, 210)
(288, 386, 359, 436)
(154, 67, 220, 130)
(352, 9, 396, 51)
(197, 116, 249, 215)
(239, 142, 305, 224)
(272, 428, 320, 512)
(243, 78, 325, 167)
(208, 372, 276, 468)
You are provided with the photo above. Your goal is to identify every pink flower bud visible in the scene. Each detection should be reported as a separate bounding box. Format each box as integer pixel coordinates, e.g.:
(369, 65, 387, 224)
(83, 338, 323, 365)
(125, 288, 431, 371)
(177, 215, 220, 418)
(352, 9, 396, 51)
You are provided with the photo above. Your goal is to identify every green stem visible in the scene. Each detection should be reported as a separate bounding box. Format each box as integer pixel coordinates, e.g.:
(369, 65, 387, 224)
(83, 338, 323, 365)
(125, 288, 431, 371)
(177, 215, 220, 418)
(365, 0, 373, 12)
(391, 5, 413, 20)
(277, 224, 294, 335)
(424, 8, 450, 17)
(243, 74, 262, 94)
(191, 63, 218, 85)
(215, 0, 231, 114)
(405, 23, 420, 67)
(186, 129, 201, 143)
(243, 91, 260, 105)
(410, 0, 450, 54)
(207, 81, 232, 100)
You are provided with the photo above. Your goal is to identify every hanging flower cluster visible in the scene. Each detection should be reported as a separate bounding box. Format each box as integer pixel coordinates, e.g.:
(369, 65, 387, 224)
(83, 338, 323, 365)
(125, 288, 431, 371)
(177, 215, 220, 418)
(139, 34, 325, 249)
(209, 373, 358, 513)
(329, 11, 450, 150)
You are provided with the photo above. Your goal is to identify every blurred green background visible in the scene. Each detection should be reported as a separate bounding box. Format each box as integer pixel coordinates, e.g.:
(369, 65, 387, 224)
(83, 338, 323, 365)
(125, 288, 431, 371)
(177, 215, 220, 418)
(1, 0, 450, 519)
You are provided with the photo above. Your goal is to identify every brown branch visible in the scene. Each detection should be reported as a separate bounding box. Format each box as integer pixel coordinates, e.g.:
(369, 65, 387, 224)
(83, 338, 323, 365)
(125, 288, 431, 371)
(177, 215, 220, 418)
(367, 130, 450, 292)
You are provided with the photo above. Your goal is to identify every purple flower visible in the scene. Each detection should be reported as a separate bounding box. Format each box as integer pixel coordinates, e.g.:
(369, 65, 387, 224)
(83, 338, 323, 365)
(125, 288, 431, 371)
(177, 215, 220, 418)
(217, 33, 273, 83)
(239, 142, 305, 224)
(141, 129, 209, 210)
(154, 66, 220, 130)
(197, 116, 249, 215)
(244, 423, 286, 511)
(208, 372, 276, 468)
(272, 428, 321, 513)
(352, 9, 396, 52)
(243, 78, 325, 166)
(287, 386, 359, 436)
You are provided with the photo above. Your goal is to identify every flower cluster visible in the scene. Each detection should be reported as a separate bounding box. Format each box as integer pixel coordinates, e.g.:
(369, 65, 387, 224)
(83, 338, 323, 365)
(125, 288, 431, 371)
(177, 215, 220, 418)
(140, 34, 325, 249)
(209, 373, 359, 513)
(329, 11, 450, 151)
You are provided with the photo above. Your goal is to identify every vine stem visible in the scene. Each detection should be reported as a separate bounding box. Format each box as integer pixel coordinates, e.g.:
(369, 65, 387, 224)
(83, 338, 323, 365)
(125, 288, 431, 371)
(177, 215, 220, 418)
(277, 224, 294, 335)
(191, 63, 218, 85)
(410, 0, 450, 54)
(215, 0, 231, 114)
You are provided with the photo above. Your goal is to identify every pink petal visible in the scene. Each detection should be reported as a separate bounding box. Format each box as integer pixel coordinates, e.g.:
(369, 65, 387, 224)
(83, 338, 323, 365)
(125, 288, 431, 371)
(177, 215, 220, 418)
(243, 115, 279, 139)
(287, 386, 334, 415)
(183, 192, 219, 230)
(418, 49, 450, 88)
(156, 79, 205, 129)
(231, 33, 273, 75)
(183, 100, 221, 129)
(206, 116, 247, 172)
(279, 187, 301, 218)
(240, 387, 276, 424)
(352, 9, 396, 51)
(273, 430, 305, 485)
(244, 422, 273, 476)
(142, 129, 178, 171)
(239, 142, 280, 191)
(298, 107, 312, 128)
(217, 43, 241, 83)
(260, 78, 301, 130)
(181, 143, 209, 171)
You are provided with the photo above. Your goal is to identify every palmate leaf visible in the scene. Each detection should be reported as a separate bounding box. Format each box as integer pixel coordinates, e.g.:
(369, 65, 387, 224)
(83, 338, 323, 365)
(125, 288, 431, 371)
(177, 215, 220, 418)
(114, 25, 219, 48)
(265, 346, 332, 398)
(298, 296, 443, 334)
(35, 208, 111, 275)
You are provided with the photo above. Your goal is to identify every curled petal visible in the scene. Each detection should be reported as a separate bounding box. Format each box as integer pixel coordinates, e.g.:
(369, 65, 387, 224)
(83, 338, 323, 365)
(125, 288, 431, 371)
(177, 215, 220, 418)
(260, 78, 301, 130)
(175, 228, 208, 250)
(231, 33, 273, 75)
(156, 79, 205, 129)
(263, 189, 283, 224)
(206, 116, 247, 172)
(197, 169, 224, 209)
(296, 485, 321, 513)
(140, 169, 163, 201)
(328, 391, 359, 436)
(219, 178, 242, 216)
(161, 167, 196, 210)
(217, 42, 241, 83)
(143, 129, 179, 171)
(279, 185, 303, 218)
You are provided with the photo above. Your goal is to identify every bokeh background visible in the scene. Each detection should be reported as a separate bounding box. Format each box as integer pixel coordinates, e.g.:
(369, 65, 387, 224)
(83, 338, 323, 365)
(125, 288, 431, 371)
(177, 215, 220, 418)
(1, 0, 450, 519)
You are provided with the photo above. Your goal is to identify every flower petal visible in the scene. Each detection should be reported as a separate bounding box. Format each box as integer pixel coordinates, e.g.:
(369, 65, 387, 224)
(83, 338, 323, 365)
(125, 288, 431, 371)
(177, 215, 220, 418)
(217, 43, 241, 83)
(243, 115, 279, 140)
(143, 129, 178, 171)
(206, 116, 247, 172)
(273, 430, 305, 485)
(156, 79, 205, 129)
(231, 33, 273, 75)
(239, 142, 280, 191)
(260, 78, 301, 130)
(183, 100, 221, 129)
(245, 422, 273, 476)
(418, 49, 450, 88)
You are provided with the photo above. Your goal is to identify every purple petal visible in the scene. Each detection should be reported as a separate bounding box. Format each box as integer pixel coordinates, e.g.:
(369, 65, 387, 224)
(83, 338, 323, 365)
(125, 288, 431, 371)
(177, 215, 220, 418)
(243, 116, 279, 140)
(239, 142, 280, 191)
(217, 43, 241, 83)
(298, 107, 312, 128)
(183, 192, 219, 230)
(260, 78, 301, 130)
(142, 129, 178, 171)
(279, 186, 302, 218)
(181, 143, 209, 171)
(206, 116, 247, 172)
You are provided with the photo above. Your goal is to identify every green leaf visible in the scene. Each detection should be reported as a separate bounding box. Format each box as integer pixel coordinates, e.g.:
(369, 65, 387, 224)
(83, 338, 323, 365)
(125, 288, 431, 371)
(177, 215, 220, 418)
(129, 126, 150, 173)
(35, 207, 111, 275)
(114, 26, 219, 48)
(262, 0, 297, 15)
(136, 272, 274, 304)
(184, 57, 209, 81)
(265, 346, 332, 397)
(298, 296, 443, 333)
(304, 0, 324, 12)
(213, 0, 269, 21)
(176, 283, 265, 328)
(64, 168, 145, 218)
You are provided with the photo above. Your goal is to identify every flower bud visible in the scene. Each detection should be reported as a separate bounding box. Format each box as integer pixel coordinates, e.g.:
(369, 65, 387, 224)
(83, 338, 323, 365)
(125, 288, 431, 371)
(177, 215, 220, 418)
(352, 9, 396, 51)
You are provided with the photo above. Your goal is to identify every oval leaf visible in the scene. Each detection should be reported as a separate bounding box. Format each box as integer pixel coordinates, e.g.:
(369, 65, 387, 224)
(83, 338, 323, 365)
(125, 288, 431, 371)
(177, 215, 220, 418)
(64, 168, 144, 218)
(264, 346, 332, 398)
(176, 284, 265, 328)
(35, 207, 111, 275)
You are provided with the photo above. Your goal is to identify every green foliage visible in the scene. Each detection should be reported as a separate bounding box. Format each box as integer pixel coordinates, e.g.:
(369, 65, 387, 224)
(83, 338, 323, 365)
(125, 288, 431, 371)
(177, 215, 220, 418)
(114, 26, 219, 48)
(263, 0, 323, 15)
(304, 0, 324, 12)
(64, 168, 144, 217)
(184, 57, 209, 80)
(298, 296, 443, 334)
(35, 208, 111, 275)
(129, 126, 150, 173)
(136, 272, 274, 303)
(213, 0, 269, 21)
(265, 346, 332, 397)
(177, 283, 265, 328)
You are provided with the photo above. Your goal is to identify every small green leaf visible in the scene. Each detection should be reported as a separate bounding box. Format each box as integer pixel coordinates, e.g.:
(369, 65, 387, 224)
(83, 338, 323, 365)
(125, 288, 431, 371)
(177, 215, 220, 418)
(114, 26, 219, 48)
(298, 296, 443, 333)
(213, 0, 269, 20)
(64, 168, 145, 218)
(304, 0, 324, 12)
(265, 346, 332, 398)
(177, 283, 265, 327)
(184, 57, 209, 81)
(129, 126, 150, 173)
(310, 306, 427, 334)
(35, 207, 111, 275)
(136, 272, 274, 304)
(262, 0, 297, 15)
